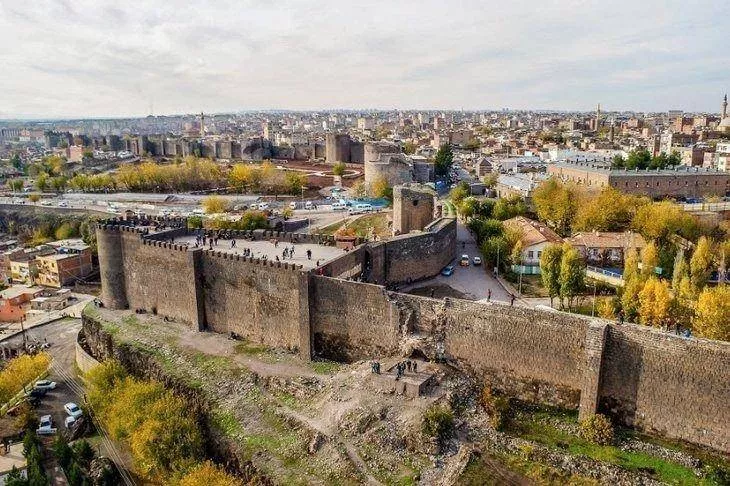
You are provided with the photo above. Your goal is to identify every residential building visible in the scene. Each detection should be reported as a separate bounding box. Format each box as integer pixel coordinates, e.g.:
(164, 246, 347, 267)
(566, 231, 646, 268)
(503, 216, 563, 274)
(0, 286, 43, 322)
(36, 239, 93, 288)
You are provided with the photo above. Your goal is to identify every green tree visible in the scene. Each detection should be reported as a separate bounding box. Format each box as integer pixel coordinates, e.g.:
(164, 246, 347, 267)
(694, 285, 730, 341)
(492, 195, 527, 221)
(449, 182, 469, 205)
(370, 175, 392, 200)
(532, 178, 581, 235)
(690, 236, 714, 295)
(559, 244, 585, 310)
(7, 178, 23, 192)
(402, 141, 417, 155)
(284, 171, 307, 195)
(540, 244, 563, 308)
(332, 162, 346, 177)
(433, 143, 454, 177)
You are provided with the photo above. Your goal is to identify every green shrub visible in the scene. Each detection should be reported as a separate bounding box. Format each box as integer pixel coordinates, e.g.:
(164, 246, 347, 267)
(579, 413, 614, 445)
(422, 404, 454, 443)
(480, 387, 512, 430)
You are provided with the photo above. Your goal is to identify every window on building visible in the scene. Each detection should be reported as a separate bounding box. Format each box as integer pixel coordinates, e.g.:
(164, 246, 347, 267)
(528, 251, 534, 259)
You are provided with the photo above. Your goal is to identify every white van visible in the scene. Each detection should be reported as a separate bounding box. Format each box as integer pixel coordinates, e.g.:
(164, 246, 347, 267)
(304, 201, 313, 210)
(356, 203, 373, 213)
(289, 201, 297, 210)
(331, 202, 346, 211)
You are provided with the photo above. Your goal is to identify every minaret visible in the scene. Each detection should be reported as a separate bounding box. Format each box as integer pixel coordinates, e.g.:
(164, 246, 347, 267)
(595, 103, 601, 131)
(199, 112, 205, 138)
(723, 94, 728, 119)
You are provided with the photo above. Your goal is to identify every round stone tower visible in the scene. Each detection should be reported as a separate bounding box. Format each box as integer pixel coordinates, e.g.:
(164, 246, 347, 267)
(364, 141, 413, 189)
(96, 224, 129, 309)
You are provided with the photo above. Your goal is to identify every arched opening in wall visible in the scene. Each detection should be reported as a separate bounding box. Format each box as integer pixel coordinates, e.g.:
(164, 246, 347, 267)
(409, 348, 428, 360)
(412, 200, 419, 206)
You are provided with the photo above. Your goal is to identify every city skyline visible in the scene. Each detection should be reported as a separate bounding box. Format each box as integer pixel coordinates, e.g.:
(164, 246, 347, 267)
(0, 0, 728, 119)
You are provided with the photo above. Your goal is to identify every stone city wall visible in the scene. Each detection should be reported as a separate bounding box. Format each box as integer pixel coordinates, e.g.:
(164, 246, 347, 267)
(309, 276, 401, 362)
(599, 325, 730, 452)
(381, 218, 456, 283)
(95, 221, 730, 453)
(202, 251, 304, 352)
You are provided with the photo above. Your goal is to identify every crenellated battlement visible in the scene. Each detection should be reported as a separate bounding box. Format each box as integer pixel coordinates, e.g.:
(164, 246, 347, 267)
(141, 239, 191, 252)
(201, 249, 303, 271)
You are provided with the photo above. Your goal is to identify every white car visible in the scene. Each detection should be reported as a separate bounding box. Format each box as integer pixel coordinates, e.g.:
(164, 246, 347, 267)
(35, 380, 57, 391)
(36, 415, 57, 435)
(64, 416, 77, 429)
(64, 402, 83, 418)
(289, 201, 297, 210)
(258, 202, 270, 211)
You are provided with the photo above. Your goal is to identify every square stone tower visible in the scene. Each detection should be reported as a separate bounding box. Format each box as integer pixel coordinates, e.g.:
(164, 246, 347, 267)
(392, 184, 436, 235)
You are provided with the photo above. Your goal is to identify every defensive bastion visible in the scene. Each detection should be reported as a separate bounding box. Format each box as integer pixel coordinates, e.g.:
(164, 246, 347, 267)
(95, 219, 730, 453)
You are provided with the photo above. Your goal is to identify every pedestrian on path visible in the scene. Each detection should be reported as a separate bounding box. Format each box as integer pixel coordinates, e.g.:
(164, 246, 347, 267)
(510, 294, 515, 306)
(487, 289, 492, 302)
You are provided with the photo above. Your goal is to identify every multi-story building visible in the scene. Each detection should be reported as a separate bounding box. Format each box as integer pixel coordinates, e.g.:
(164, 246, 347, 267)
(548, 160, 730, 198)
(0, 286, 43, 322)
(36, 240, 93, 288)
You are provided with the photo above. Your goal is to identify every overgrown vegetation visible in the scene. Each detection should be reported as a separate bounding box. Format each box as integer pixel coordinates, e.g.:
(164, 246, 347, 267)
(421, 404, 454, 445)
(578, 414, 614, 445)
(85, 360, 240, 484)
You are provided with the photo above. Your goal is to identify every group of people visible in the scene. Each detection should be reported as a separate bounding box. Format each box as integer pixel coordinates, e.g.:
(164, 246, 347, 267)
(394, 360, 418, 379)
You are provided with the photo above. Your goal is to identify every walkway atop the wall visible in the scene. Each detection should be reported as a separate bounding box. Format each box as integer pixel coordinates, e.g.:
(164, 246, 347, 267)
(176, 235, 346, 270)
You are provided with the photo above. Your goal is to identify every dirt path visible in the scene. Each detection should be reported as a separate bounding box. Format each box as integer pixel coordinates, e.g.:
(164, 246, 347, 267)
(270, 395, 383, 486)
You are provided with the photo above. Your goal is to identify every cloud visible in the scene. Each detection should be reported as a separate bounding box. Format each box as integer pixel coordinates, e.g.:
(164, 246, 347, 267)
(0, 0, 727, 118)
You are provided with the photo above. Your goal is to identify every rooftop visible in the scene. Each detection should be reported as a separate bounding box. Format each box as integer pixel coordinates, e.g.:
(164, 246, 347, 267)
(566, 231, 646, 250)
(552, 160, 729, 176)
(503, 216, 562, 248)
(175, 235, 345, 269)
(0, 285, 43, 301)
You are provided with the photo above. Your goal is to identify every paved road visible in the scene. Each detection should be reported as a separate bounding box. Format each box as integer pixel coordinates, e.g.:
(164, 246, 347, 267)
(404, 220, 512, 303)
(2, 319, 135, 485)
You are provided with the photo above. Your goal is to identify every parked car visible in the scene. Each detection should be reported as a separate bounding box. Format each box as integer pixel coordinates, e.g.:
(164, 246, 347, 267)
(25, 388, 47, 399)
(473, 256, 482, 266)
(64, 416, 77, 429)
(258, 202, 270, 211)
(64, 402, 83, 419)
(441, 265, 455, 276)
(304, 201, 313, 210)
(459, 254, 470, 266)
(331, 202, 346, 211)
(36, 415, 57, 435)
(34, 380, 56, 391)
(289, 201, 298, 210)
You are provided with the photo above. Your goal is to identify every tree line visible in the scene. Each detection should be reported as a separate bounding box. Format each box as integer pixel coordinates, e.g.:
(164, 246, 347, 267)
(7, 157, 309, 196)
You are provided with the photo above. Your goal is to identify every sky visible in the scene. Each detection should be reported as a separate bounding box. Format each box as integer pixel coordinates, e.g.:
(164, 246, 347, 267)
(0, 0, 728, 119)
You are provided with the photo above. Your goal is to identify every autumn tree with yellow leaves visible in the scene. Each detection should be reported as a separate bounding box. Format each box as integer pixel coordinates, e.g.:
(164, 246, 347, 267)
(693, 286, 730, 341)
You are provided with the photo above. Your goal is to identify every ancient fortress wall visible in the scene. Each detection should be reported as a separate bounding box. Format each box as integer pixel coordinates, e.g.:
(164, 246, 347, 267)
(96, 222, 730, 452)
(600, 325, 730, 452)
(309, 277, 401, 362)
(121, 231, 204, 328)
(201, 251, 304, 351)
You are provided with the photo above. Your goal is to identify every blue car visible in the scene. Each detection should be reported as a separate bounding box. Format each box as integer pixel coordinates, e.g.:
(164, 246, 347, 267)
(441, 265, 454, 276)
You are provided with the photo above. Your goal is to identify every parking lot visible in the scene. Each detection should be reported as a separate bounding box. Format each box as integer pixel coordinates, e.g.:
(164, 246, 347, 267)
(403, 220, 512, 302)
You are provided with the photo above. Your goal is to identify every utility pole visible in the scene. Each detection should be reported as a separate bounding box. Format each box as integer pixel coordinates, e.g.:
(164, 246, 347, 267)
(20, 316, 27, 353)
(591, 282, 598, 317)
